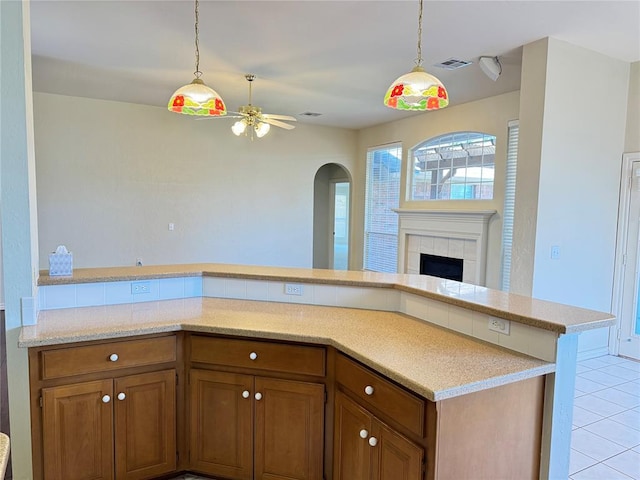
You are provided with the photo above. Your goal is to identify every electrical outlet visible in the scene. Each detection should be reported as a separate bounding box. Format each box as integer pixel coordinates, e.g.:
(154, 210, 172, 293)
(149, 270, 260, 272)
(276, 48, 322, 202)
(131, 281, 150, 295)
(488, 317, 511, 335)
(136, 258, 143, 267)
(285, 284, 303, 296)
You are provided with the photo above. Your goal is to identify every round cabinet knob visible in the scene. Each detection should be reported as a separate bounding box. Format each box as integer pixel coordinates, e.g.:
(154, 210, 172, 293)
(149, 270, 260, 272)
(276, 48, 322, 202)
(359, 429, 369, 439)
(242, 390, 250, 399)
(117, 392, 126, 401)
(364, 385, 374, 396)
(368, 436, 378, 447)
(109, 353, 119, 362)
(255, 392, 263, 401)
(249, 352, 258, 361)
(102, 395, 111, 403)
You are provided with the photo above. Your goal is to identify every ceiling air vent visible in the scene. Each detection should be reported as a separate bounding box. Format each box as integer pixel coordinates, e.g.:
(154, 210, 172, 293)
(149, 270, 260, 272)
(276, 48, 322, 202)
(299, 112, 322, 117)
(433, 58, 473, 70)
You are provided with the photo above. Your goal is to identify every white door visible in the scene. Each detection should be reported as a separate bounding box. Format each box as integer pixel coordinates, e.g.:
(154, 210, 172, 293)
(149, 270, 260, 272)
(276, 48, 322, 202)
(330, 182, 349, 270)
(617, 154, 640, 360)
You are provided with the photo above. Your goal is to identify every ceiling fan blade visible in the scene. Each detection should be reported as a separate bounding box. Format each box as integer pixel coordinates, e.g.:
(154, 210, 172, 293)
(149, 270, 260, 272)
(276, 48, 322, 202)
(196, 113, 244, 120)
(262, 113, 297, 122)
(262, 118, 296, 130)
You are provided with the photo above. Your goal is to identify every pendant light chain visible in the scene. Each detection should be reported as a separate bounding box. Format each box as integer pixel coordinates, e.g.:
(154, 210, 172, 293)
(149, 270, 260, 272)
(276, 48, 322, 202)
(415, 0, 423, 68)
(168, 0, 227, 116)
(194, 0, 202, 79)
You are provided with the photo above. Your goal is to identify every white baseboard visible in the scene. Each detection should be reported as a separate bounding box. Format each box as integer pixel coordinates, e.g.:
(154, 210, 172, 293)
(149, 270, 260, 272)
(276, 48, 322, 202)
(576, 346, 610, 361)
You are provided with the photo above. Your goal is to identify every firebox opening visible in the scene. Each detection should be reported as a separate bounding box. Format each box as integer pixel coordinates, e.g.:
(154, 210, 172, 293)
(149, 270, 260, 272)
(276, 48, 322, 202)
(420, 254, 463, 281)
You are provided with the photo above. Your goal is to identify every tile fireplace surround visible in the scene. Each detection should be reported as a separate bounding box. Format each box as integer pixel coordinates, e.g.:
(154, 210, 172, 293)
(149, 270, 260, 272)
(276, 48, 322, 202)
(395, 209, 496, 285)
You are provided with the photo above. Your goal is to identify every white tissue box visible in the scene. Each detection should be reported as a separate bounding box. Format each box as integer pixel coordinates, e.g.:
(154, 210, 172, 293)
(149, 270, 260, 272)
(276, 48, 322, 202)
(49, 251, 73, 276)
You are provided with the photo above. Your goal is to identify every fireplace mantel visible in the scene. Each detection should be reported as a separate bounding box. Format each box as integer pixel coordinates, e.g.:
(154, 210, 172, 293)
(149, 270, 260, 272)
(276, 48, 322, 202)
(394, 209, 496, 285)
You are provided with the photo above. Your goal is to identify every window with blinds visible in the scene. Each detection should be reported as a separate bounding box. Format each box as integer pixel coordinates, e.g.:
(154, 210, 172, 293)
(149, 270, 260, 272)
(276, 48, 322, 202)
(501, 121, 519, 291)
(363, 144, 402, 272)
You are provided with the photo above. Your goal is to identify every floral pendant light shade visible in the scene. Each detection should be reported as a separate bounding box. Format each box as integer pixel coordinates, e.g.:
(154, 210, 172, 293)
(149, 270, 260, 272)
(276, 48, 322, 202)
(168, 0, 226, 117)
(168, 79, 226, 116)
(384, 66, 448, 111)
(384, 0, 448, 111)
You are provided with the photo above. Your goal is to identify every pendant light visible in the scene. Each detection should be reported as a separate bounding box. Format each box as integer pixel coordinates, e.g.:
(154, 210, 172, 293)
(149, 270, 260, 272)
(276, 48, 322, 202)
(168, 0, 226, 116)
(383, 0, 448, 111)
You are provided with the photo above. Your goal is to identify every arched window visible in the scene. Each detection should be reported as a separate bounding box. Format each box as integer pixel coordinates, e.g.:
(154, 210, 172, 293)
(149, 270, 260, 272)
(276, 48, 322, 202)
(409, 132, 496, 201)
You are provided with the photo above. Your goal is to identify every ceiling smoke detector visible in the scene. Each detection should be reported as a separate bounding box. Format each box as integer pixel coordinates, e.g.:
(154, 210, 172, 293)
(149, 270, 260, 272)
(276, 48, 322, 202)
(433, 58, 473, 70)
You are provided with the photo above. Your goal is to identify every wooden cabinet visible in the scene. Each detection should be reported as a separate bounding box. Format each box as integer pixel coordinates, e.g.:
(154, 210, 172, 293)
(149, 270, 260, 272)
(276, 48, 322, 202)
(29, 331, 546, 480)
(334, 353, 425, 437)
(114, 370, 176, 479)
(42, 379, 113, 480)
(334, 353, 425, 480)
(334, 389, 423, 480)
(30, 334, 179, 480)
(333, 352, 546, 480)
(254, 376, 324, 480)
(187, 335, 326, 480)
(189, 370, 253, 479)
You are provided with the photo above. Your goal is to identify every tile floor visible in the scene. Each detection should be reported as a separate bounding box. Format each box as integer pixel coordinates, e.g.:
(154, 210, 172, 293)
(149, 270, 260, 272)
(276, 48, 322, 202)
(171, 354, 640, 480)
(571, 355, 640, 479)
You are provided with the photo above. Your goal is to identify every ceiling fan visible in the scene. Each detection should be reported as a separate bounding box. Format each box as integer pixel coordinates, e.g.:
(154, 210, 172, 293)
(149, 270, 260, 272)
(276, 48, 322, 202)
(229, 74, 296, 139)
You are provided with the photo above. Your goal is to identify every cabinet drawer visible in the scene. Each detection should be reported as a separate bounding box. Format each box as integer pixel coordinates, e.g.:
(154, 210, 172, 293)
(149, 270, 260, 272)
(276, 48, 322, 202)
(40, 336, 177, 380)
(190, 336, 326, 377)
(335, 353, 425, 437)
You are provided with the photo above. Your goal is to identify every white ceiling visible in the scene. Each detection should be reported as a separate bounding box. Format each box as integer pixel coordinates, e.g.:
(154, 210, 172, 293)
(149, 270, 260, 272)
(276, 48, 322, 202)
(29, 0, 640, 130)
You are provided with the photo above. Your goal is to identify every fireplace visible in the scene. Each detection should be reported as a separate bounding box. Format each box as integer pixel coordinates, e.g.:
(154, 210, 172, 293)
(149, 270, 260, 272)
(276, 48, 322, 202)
(420, 254, 463, 281)
(395, 209, 496, 285)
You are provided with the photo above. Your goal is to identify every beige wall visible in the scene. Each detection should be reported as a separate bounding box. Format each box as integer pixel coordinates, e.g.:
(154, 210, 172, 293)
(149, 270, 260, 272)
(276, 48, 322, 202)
(34, 93, 357, 270)
(510, 38, 548, 296)
(513, 38, 630, 358)
(354, 91, 520, 289)
(626, 61, 640, 153)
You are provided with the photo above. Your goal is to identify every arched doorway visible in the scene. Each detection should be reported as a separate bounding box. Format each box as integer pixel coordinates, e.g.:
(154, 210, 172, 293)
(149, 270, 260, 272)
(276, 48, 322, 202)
(313, 164, 351, 270)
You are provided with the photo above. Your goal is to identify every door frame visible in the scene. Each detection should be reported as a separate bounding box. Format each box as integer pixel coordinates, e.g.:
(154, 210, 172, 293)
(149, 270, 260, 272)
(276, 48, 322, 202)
(610, 152, 640, 356)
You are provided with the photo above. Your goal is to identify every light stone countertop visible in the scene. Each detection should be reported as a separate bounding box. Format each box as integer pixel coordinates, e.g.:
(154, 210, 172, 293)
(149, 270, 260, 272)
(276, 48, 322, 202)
(20, 297, 554, 402)
(0, 433, 9, 479)
(38, 263, 616, 334)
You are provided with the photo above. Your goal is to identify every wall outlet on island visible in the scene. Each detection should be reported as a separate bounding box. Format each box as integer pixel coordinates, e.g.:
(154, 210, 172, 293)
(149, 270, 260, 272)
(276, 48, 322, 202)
(285, 284, 303, 296)
(132, 281, 150, 295)
(488, 317, 511, 335)
(136, 258, 143, 266)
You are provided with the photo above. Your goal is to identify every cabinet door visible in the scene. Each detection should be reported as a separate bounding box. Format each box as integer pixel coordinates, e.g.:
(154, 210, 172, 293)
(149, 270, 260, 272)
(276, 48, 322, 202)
(42, 379, 114, 480)
(114, 369, 176, 480)
(333, 391, 373, 480)
(189, 369, 253, 480)
(254, 377, 324, 480)
(371, 420, 424, 480)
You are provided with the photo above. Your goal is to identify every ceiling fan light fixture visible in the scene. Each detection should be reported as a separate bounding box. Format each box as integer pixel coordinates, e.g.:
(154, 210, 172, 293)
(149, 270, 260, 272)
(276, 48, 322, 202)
(168, 0, 226, 117)
(384, 0, 448, 111)
(229, 74, 296, 139)
(232, 120, 247, 136)
(255, 122, 270, 138)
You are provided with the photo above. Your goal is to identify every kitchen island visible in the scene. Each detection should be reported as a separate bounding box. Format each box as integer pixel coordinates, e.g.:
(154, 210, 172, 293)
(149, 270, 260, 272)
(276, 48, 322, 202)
(23, 263, 615, 479)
